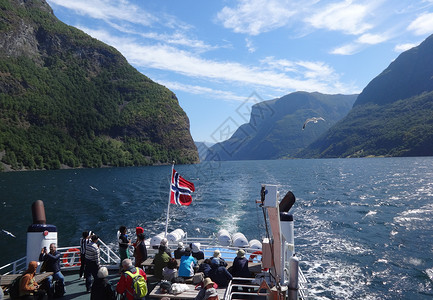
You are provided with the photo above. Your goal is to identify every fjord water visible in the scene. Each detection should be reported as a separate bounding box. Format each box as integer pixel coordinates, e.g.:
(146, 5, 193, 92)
(1, 158, 432, 299)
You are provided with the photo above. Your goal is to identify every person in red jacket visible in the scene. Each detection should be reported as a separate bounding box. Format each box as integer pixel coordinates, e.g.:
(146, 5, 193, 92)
(116, 259, 147, 300)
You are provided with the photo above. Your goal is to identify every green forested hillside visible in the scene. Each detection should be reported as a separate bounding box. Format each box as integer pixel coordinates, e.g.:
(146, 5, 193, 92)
(299, 33, 433, 158)
(300, 91, 433, 158)
(0, 0, 198, 171)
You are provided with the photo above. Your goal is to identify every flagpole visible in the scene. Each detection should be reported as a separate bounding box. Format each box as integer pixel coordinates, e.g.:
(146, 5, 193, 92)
(165, 161, 175, 237)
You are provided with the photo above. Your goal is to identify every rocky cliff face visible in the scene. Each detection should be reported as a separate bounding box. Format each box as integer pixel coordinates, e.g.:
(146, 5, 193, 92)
(0, 0, 198, 170)
(205, 92, 357, 160)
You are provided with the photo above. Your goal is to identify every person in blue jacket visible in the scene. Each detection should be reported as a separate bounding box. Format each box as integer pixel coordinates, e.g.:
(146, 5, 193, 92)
(208, 260, 232, 287)
(39, 243, 65, 296)
(178, 247, 197, 278)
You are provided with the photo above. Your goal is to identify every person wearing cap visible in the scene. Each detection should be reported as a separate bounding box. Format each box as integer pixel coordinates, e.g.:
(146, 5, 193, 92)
(231, 249, 251, 278)
(209, 250, 227, 267)
(194, 277, 219, 300)
(133, 233, 147, 267)
(90, 267, 116, 300)
(178, 247, 197, 278)
(191, 243, 204, 260)
(174, 242, 186, 259)
(19, 261, 47, 299)
(132, 227, 144, 248)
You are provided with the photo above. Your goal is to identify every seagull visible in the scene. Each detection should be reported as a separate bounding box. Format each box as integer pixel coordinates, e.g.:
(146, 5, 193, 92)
(2, 229, 16, 238)
(302, 117, 325, 130)
(89, 185, 98, 191)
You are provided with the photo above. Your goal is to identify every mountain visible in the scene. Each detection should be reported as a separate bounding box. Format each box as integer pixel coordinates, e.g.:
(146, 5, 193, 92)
(194, 141, 214, 162)
(0, 0, 198, 171)
(205, 92, 357, 161)
(300, 33, 433, 158)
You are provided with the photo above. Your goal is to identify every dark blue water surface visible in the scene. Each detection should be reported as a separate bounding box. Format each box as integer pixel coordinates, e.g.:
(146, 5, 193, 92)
(1, 158, 433, 299)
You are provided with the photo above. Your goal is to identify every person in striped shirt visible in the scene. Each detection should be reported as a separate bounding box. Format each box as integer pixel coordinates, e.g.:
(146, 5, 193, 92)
(84, 234, 100, 293)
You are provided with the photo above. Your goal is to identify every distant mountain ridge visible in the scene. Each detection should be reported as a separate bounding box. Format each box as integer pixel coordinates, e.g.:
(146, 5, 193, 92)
(205, 92, 357, 160)
(300, 33, 433, 158)
(0, 0, 198, 171)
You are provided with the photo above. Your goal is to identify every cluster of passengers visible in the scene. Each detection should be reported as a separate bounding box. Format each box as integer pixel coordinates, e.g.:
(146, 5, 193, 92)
(153, 241, 252, 289)
(16, 226, 253, 300)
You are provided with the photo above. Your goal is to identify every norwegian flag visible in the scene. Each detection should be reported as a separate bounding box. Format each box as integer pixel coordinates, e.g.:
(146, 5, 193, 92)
(170, 169, 195, 206)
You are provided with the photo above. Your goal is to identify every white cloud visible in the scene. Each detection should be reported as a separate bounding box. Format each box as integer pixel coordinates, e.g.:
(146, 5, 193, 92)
(330, 43, 360, 55)
(394, 43, 417, 52)
(159, 81, 246, 102)
(216, 0, 296, 35)
(81, 27, 353, 94)
(356, 33, 389, 44)
(47, 0, 157, 26)
(306, 1, 373, 35)
(407, 12, 433, 35)
(245, 38, 256, 53)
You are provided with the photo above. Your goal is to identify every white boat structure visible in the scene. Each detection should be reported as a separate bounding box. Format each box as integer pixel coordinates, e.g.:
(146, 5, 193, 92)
(0, 184, 309, 299)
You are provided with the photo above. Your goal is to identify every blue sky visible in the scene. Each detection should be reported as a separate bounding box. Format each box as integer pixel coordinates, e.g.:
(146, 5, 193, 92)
(46, 0, 433, 143)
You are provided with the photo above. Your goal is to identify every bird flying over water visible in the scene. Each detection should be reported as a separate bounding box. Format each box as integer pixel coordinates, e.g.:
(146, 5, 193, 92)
(302, 117, 325, 130)
(2, 229, 16, 238)
(89, 185, 98, 191)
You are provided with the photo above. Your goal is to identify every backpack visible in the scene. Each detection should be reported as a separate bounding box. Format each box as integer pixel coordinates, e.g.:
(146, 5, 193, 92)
(53, 280, 65, 298)
(8, 275, 23, 299)
(125, 267, 147, 299)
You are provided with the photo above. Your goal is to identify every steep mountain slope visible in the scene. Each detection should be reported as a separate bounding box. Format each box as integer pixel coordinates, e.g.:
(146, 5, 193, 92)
(0, 0, 198, 171)
(300, 33, 433, 158)
(205, 92, 357, 160)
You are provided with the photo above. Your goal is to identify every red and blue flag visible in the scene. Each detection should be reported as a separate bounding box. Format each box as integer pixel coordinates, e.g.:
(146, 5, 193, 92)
(170, 169, 195, 206)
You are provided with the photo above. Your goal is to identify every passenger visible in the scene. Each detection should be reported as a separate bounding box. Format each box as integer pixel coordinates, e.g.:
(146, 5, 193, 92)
(38, 243, 65, 297)
(90, 267, 116, 300)
(208, 259, 232, 287)
(118, 226, 131, 264)
(19, 261, 47, 300)
(152, 245, 170, 280)
(174, 241, 186, 259)
(133, 227, 144, 247)
(85, 235, 100, 293)
(162, 258, 178, 281)
(194, 277, 219, 300)
(231, 249, 251, 278)
(133, 233, 148, 267)
(178, 247, 197, 278)
(191, 242, 204, 260)
(210, 250, 227, 267)
(197, 259, 212, 277)
(79, 231, 92, 279)
(117, 259, 147, 300)
(160, 238, 172, 257)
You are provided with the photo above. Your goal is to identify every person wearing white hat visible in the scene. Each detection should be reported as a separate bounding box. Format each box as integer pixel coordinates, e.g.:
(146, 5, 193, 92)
(174, 242, 186, 259)
(191, 243, 204, 260)
(210, 250, 227, 267)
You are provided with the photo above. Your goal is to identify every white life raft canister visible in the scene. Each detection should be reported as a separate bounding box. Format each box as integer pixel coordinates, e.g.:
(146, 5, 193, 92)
(217, 229, 232, 246)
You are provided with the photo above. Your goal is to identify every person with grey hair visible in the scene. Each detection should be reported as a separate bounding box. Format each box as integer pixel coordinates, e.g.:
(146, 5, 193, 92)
(116, 259, 147, 300)
(90, 267, 116, 300)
